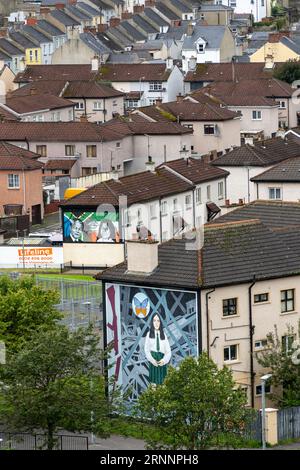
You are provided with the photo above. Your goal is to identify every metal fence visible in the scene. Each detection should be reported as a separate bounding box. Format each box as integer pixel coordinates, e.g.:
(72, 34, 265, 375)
(0, 432, 89, 450)
(278, 406, 300, 441)
(35, 277, 102, 303)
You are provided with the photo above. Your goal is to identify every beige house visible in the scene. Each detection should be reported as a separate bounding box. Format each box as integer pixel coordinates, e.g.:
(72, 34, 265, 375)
(250, 34, 300, 63)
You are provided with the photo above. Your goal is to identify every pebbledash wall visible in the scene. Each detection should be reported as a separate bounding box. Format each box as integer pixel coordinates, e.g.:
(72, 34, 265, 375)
(0, 246, 63, 268)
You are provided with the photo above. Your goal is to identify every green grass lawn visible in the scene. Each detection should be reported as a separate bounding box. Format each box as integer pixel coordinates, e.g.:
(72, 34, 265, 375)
(36, 274, 97, 282)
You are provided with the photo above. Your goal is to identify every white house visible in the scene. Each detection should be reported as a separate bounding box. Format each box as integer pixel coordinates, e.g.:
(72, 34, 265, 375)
(182, 24, 237, 73)
(216, 0, 271, 22)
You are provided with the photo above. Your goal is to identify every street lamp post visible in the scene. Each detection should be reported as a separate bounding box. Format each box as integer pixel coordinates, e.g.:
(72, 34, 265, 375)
(261, 373, 272, 450)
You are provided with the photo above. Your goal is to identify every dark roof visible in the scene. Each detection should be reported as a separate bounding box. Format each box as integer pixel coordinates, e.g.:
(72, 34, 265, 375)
(211, 137, 300, 167)
(159, 157, 229, 184)
(96, 63, 171, 82)
(99, 201, 300, 288)
(63, 81, 124, 99)
(50, 9, 81, 27)
(184, 62, 280, 83)
(14, 65, 96, 84)
(60, 166, 194, 207)
(10, 80, 67, 97)
(0, 38, 24, 56)
(251, 156, 300, 182)
(5, 95, 74, 114)
(137, 100, 239, 122)
(22, 25, 53, 44)
(0, 107, 19, 122)
(36, 20, 65, 37)
(155, 2, 180, 20)
(0, 142, 42, 170)
(9, 31, 37, 49)
(118, 21, 147, 41)
(144, 8, 169, 27)
(44, 159, 77, 170)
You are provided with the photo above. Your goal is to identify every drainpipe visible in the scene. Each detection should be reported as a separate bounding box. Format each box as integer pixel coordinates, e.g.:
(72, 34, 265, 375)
(206, 288, 215, 358)
(249, 275, 256, 408)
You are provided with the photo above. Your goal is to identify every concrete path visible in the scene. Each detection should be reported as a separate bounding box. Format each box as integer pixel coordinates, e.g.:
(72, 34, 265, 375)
(89, 435, 145, 450)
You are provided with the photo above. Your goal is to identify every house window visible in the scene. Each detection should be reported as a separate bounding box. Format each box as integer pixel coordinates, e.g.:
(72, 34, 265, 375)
(252, 110, 262, 120)
(124, 209, 131, 226)
(269, 187, 281, 200)
(198, 43, 205, 53)
(36, 145, 47, 157)
(281, 289, 295, 313)
(278, 101, 286, 109)
(113, 100, 117, 106)
(86, 145, 97, 158)
(65, 145, 75, 156)
(82, 167, 97, 176)
(161, 201, 168, 215)
(204, 124, 215, 135)
(116, 142, 121, 148)
(224, 345, 238, 362)
(68, 109, 73, 121)
(207, 185, 211, 201)
(218, 181, 224, 199)
(223, 298, 238, 317)
(254, 339, 268, 350)
(254, 293, 269, 303)
(149, 98, 157, 106)
(185, 194, 192, 209)
(75, 102, 84, 110)
(93, 101, 102, 110)
(173, 198, 178, 212)
(149, 81, 163, 91)
(282, 335, 295, 354)
(230, 0, 237, 6)
(29, 50, 33, 62)
(150, 203, 157, 219)
(8, 174, 20, 189)
(127, 99, 139, 108)
(196, 187, 201, 204)
(51, 112, 60, 122)
(256, 384, 271, 396)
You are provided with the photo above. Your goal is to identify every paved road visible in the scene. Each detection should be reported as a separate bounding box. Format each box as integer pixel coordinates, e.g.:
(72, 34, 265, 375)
(31, 212, 61, 234)
(89, 435, 145, 451)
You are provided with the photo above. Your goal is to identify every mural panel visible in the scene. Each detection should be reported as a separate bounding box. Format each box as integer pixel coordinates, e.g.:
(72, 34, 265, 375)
(106, 283, 198, 402)
(63, 207, 120, 243)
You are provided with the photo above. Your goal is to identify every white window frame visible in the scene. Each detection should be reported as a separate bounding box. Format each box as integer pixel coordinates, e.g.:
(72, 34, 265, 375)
(207, 185, 211, 201)
(269, 187, 281, 200)
(185, 194, 192, 210)
(224, 344, 238, 363)
(93, 101, 102, 110)
(8, 174, 20, 189)
(196, 187, 202, 204)
(218, 181, 224, 199)
(278, 100, 286, 109)
(252, 110, 262, 120)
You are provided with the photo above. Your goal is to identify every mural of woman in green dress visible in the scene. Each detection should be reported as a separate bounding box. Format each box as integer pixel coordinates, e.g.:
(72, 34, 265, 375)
(144, 313, 171, 385)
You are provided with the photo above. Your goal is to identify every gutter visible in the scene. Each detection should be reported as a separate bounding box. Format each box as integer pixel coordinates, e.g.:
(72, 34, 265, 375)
(205, 288, 215, 358)
(248, 275, 256, 408)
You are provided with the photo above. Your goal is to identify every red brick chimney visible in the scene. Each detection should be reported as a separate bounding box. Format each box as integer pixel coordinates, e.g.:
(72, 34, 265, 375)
(84, 26, 96, 34)
(68, 0, 77, 4)
(0, 28, 8, 38)
(133, 5, 144, 13)
(40, 7, 51, 16)
(55, 3, 65, 10)
(145, 0, 155, 6)
(26, 17, 38, 26)
(269, 31, 290, 43)
(97, 23, 108, 33)
(110, 17, 121, 28)
(122, 12, 132, 20)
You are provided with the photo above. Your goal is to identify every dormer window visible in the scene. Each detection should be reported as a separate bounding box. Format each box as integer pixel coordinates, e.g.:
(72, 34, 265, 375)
(198, 43, 205, 53)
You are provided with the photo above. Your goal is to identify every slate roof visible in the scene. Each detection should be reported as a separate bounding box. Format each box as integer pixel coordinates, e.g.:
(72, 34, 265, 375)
(36, 20, 65, 37)
(50, 9, 81, 27)
(9, 31, 37, 49)
(154, 2, 180, 21)
(80, 32, 112, 55)
(132, 14, 159, 33)
(118, 21, 147, 41)
(22, 25, 53, 44)
(144, 8, 169, 27)
(211, 137, 300, 167)
(98, 201, 300, 288)
(0, 38, 24, 56)
(183, 25, 227, 50)
(251, 156, 300, 182)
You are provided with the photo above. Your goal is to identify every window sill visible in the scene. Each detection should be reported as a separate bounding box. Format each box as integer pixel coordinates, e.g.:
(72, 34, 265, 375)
(253, 301, 271, 306)
(224, 360, 241, 365)
(8, 187, 20, 190)
(222, 314, 239, 319)
(280, 310, 298, 316)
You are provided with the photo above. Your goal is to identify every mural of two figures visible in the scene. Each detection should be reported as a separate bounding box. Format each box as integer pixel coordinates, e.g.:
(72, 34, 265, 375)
(106, 283, 198, 401)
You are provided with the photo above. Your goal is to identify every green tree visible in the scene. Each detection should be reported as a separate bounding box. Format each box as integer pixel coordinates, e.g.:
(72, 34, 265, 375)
(136, 354, 251, 450)
(0, 325, 119, 450)
(256, 322, 300, 407)
(0, 276, 61, 353)
(274, 60, 300, 84)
